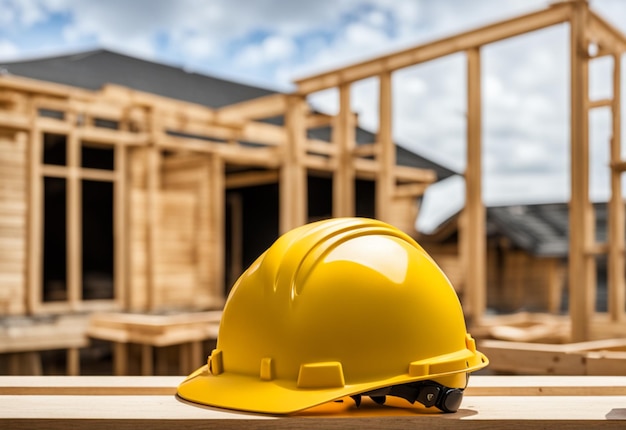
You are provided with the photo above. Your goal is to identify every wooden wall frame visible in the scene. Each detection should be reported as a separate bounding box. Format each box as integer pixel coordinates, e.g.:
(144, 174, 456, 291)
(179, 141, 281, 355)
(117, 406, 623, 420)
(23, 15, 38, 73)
(295, 0, 626, 340)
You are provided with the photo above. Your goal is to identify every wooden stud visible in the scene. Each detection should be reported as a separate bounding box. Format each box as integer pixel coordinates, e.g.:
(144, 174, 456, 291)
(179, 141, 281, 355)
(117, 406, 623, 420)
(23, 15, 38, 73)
(66, 112, 81, 309)
(114, 142, 127, 310)
(279, 95, 308, 233)
(113, 343, 128, 376)
(209, 153, 225, 303)
(376, 72, 395, 223)
(332, 84, 356, 217)
(570, 0, 595, 342)
(463, 47, 486, 324)
(26, 98, 42, 314)
(608, 53, 625, 322)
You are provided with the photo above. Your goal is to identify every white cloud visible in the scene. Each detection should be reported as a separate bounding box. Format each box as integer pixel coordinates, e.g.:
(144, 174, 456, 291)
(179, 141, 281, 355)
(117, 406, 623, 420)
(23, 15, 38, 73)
(0, 40, 19, 60)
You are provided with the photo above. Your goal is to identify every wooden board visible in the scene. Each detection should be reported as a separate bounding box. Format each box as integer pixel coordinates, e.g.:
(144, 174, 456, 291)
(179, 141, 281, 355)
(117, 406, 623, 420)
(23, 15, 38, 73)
(0, 376, 625, 428)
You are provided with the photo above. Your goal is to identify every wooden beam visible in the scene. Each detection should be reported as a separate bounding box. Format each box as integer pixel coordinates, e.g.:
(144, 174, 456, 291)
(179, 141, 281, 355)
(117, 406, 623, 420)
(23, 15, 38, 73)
(588, 11, 626, 55)
(216, 94, 288, 122)
(608, 52, 625, 322)
(305, 112, 334, 129)
(295, 2, 572, 94)
(225, 170, 279, 189)
(394, 183, 429, 198)
(114, 143, 127, 310)
(3, 376, 626, 427)
(66, 112, 81, 309)
(280, 95, 308, 233)
(352, 143, 379, 157)
(376, 71, 395, 223)
(208, 154, 225, 305)
(462, 47, 486, 324)
(569, 0, 595, 342)
(26, 105, 42, 314)
(394, 165, 437, 184)
(332, 84, 356, 217)
(306, 139, 339, 156)
(240, 122, 287, 146)
(588, 98, 612, 109)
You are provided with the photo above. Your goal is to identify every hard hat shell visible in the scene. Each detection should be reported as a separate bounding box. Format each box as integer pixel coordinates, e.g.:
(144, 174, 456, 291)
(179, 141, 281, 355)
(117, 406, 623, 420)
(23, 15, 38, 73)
(177, 217, 488, 414)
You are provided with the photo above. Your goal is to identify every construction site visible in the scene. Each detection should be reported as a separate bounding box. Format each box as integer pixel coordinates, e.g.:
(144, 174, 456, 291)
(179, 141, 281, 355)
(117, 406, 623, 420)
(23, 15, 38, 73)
(0, 0, 625, 404)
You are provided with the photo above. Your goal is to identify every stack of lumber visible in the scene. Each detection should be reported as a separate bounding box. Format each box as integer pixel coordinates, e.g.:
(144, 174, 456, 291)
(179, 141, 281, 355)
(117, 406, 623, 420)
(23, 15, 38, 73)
(87, 311, 221, 376)
(0, 314, 89, 375)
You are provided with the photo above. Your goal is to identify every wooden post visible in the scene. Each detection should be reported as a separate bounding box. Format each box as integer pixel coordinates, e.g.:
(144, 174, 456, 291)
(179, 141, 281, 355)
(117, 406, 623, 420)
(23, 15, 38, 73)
(333, 84, 356, 218)
(67, 112, 81, 309)
(209, 154, 225, 302)
(280, 95, 308, 233)
(114, 143, 127, 310)
(27, 100, 42, 314)
(463, 47, 486, 324)
(146, 140, 161, 311)
(569, 0, 595, 341)
(608, 53, 625, 322)
(376, 72, 395, 223)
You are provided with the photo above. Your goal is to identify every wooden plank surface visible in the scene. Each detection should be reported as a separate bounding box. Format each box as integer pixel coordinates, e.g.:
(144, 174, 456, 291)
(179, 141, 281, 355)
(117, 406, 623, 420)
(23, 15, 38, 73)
(0, 377, 625, 428)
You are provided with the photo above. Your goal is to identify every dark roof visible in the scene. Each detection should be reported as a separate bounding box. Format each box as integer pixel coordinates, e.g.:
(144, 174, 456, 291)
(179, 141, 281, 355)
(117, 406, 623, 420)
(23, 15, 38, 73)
(421, 202, 609, 257)
(488, 202, 609, 257)
(1, 49, 455, 180)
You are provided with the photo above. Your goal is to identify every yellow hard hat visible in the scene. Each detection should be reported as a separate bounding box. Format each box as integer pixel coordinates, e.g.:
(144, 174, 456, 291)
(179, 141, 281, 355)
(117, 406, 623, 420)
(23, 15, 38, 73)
(177, 217, 488, 414)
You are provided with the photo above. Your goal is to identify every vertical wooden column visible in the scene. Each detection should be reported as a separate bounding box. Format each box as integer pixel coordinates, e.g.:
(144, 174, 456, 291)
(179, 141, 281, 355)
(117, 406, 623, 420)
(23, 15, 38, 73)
(280, 95, 308, 234)
(333, 84, 356, 218)
(209, 153, 225, 302)
(66, 112, 81, 309)
(27, 99, 42, 313)
(569, 1, 594, 341)
(114, 143, 127, 310)
(608, 53, 625, 322)
(463, 47, 486, 323)
(376, 72, 395, 223)
(146, 108, 162, 311)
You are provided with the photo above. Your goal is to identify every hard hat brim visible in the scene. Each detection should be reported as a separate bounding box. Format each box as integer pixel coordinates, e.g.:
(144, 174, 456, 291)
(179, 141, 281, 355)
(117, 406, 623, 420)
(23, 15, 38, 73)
(177, 351, 488, 415)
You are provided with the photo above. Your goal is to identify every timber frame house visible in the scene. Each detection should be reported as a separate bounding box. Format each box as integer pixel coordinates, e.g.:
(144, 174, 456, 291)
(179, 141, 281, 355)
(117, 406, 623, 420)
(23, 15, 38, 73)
(0, 0, 625, 343)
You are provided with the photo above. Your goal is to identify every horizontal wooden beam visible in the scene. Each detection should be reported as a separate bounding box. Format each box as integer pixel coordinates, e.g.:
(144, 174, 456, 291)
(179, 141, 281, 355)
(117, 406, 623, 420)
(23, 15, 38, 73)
(303, 154, 338, 171)
(395, 165, 437, 183)
(588, 11, 626, 54)
(352, 143, 379, 157)
(1, 376, 626, 428)
(306, 139, 338, 156)
(588, 98, 612, 109)
(394, 182, 429, 198)
(225, 170, 279, 188)
(305, 112, 334, 129)
(1, 375, 625, 397)
(216, 94, 288, 122)
(295, 2, 572, 94)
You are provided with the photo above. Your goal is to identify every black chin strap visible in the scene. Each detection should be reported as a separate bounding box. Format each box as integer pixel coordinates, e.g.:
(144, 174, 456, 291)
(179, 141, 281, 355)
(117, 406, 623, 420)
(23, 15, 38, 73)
(350, 380, 464, 413)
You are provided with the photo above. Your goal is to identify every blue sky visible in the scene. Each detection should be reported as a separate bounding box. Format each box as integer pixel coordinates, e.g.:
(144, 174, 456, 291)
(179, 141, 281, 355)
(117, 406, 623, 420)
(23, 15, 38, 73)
(1, 0, 626, 231)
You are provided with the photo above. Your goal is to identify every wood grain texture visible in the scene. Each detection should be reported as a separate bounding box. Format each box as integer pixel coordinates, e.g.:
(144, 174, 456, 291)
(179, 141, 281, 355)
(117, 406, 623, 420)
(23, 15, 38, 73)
(1, 376, 626, 429)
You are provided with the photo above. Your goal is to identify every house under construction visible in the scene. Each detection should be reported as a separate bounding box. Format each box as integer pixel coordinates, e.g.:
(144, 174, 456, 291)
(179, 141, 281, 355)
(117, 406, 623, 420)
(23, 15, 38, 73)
(0, 0, 625, 371)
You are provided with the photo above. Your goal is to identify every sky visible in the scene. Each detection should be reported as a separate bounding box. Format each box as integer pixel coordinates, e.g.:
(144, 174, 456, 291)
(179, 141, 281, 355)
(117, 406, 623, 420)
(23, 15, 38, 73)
(1, 0, 626, 232)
